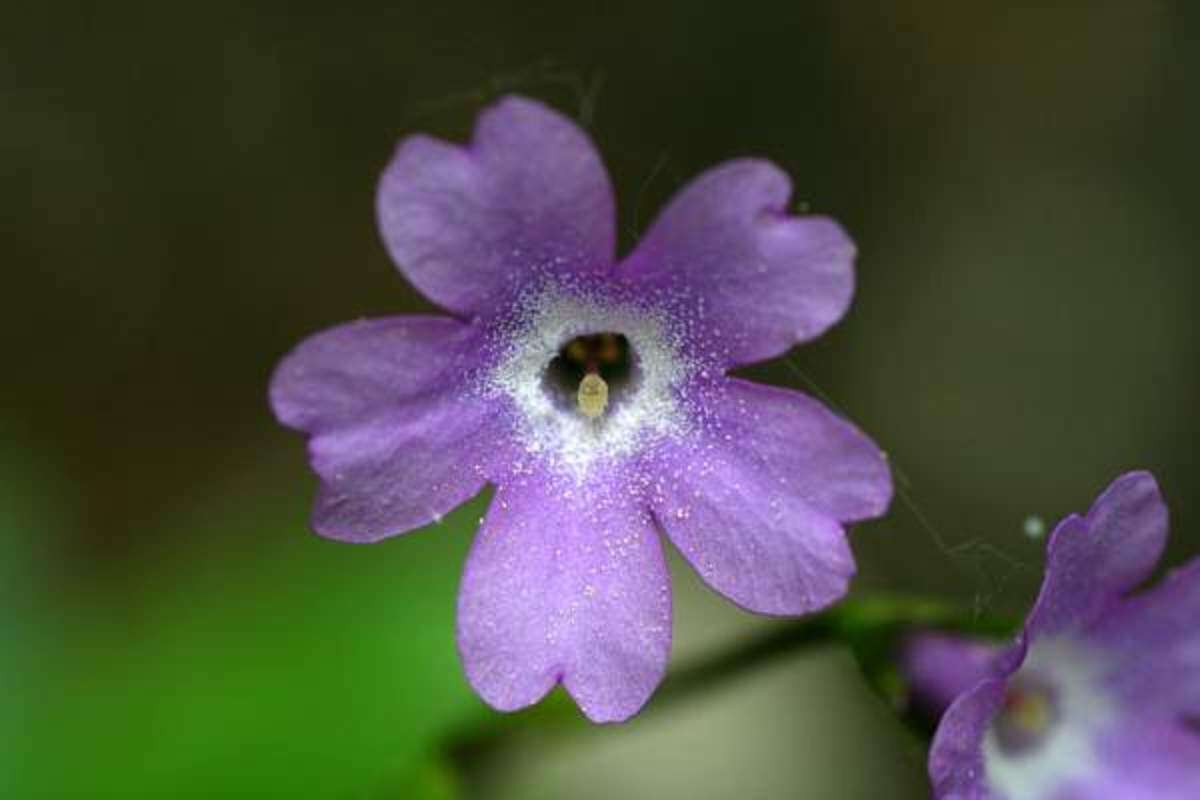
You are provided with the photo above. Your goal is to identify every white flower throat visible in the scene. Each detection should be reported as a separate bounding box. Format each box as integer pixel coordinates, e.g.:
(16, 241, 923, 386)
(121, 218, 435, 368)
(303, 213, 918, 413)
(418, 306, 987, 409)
(983, 638, 1115, 800)
(486, 285, 692, 481)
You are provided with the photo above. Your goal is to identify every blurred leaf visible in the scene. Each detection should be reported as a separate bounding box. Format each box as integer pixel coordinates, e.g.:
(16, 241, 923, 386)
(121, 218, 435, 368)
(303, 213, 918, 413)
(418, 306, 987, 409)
(13, 465, 492, 797)
(369, 753, 461, 800)
(0, 435, 79, 796)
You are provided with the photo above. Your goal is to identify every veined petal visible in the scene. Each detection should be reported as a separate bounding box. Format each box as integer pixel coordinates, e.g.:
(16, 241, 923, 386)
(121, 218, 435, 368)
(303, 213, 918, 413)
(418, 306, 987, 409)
(269, 316, 496, 541)
(377, 96, 616, 317)
(1025, 471, 1168, 638)
(456, 477, 671, 723)
(620, 159, 854, 367)
(648, 435, 855, 615)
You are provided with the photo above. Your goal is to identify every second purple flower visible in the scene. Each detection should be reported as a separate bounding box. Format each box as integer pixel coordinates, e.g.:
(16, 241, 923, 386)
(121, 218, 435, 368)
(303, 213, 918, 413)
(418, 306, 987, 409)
(906, 472, 1200, 799)
(270, 95, 892, 722)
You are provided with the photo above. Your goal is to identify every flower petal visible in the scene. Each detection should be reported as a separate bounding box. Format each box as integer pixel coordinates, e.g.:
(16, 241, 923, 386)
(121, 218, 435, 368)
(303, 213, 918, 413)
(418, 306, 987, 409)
(1091, 557, 1200, 717)
(269, 316, 496, 542)
(456, 477, 671, 723)
(620, 159, 854, 366)
(704, 379, 891, 522)
(1025, 471, 1168, 638)
(648, 434, 855, 615)
(1075, 718, 1200, 799)
(377, 96, 616, 317)
(903, 633, 1007, 720)
(928, 678, 1007, 800)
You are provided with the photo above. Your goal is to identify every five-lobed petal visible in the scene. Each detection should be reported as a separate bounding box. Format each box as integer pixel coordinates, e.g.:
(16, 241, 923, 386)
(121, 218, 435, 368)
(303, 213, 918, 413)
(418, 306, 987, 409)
(272, 93, 891, 723)
(456, 475, 671, 723)
(377, 97, 616, 317)
(620, 159, 856, 366)
(1024, 472, 1168, 639)
(270, 316, 496, 542)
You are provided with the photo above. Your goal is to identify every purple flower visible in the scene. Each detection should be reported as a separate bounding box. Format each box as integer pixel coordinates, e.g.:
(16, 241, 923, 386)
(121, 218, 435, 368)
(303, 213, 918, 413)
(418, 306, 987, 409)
(905, 472, 1200, 799)
(269, 96, 892, 722)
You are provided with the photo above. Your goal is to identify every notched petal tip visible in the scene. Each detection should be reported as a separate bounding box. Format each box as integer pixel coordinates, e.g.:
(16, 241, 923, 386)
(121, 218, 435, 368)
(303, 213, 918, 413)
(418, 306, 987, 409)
(620, 156, 857, 366)
(267, 327, 351, 434)
(1027, 470, 1171, 639)
(1086, 469, 1167, 531)
(457, 657, 560, 717)
(1079, 469, 1169, 583)
(376, 94, 616, 317)
(711, 157, 794, 207)
(565, 681, 660, 725)
(1041, 511, 1088, 559)
(774, 214, 857, 266)
(456, 480, 671, 725)
(458, 624, 665, 725)
(460, 666, 658, 725)
(268, 315, 495, 544)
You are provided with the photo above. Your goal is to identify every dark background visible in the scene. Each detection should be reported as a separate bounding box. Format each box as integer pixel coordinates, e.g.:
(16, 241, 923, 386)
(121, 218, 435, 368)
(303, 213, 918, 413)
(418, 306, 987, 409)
(4, 2, 1198, 796)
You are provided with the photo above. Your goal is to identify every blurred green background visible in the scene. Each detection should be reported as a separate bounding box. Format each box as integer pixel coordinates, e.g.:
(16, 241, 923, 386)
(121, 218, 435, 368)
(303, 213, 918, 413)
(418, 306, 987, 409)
(4, 1, 1198, 796)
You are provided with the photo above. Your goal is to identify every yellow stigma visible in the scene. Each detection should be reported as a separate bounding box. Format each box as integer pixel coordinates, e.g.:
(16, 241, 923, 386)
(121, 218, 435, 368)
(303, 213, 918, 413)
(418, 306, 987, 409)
(577, 373, 609, 419)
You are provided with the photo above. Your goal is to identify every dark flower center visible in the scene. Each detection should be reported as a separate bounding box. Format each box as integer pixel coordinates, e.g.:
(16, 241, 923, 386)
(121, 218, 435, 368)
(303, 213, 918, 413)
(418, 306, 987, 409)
(992, 676, 1060, 756)
(543, 332, 638, 418)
